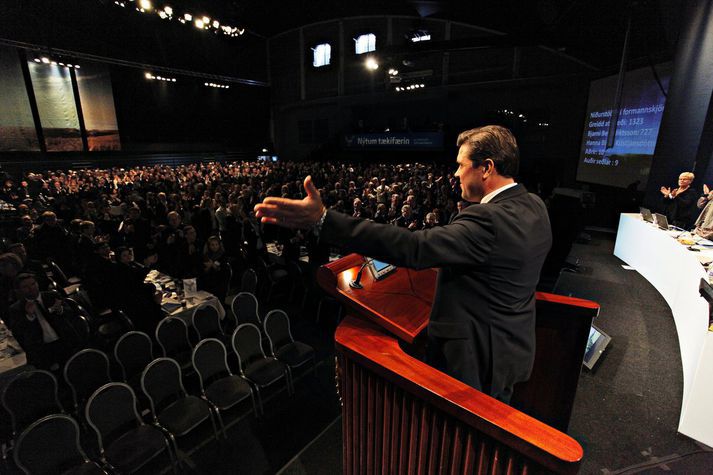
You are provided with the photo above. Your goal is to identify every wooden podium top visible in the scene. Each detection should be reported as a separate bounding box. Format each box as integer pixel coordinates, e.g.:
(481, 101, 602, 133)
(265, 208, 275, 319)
(317, 253, 599, 344)
(316, 254, 436, 343)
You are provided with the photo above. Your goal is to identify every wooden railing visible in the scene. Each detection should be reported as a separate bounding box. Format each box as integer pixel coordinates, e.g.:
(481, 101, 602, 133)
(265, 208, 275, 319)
(320, 254, 599, 474)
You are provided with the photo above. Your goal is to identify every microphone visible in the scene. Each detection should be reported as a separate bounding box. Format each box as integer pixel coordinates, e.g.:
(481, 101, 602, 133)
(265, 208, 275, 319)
(349, 259, 372, 289)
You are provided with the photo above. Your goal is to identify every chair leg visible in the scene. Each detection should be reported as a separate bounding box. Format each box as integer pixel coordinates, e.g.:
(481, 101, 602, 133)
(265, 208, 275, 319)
(249, 390, 260, 418)
(254, 386, 264, 417)
(285, 368, 294, 395)
(208, 408, 221, 441)
(214, 407, 227, 440)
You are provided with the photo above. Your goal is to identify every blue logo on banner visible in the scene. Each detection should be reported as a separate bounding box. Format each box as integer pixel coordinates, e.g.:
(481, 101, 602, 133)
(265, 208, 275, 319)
(343, 132, 443, 150)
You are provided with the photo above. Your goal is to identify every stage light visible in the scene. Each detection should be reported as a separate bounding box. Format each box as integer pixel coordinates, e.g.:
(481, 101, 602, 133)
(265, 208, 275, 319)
(212, 20, 219, 28)
(365, 57, 379, 71)
(171, 78, 176, 82)
(194, 18, 204, 29)
(67, 64, 74, 68)
(146, 72, 153, 79)
(158, 11, 167, 19)
(202, 16, 210, 24)
(184, 13, 192, 21)
(139, 0, 151, 11)
(163, 6, 172, 15)
(34, 58, 41, 63)
(262, 148, 267, 152)
(41, 57, 50, 64)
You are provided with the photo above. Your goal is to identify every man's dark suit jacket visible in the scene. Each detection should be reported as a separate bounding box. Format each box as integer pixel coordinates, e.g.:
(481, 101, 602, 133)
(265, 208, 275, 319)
(321, 184, 552, 399)
(6, 292, 78, 369)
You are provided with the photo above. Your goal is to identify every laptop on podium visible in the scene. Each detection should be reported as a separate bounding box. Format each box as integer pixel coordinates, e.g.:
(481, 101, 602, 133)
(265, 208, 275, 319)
(653, 213, 670, 230)
(640, 207, 654, 223)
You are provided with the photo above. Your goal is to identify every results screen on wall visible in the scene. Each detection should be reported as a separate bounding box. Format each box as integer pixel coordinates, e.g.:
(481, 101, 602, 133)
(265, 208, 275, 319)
(576, 63, 671, 190)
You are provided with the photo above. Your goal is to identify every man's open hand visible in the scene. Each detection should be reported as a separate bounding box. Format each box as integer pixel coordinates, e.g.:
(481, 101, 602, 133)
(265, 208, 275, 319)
(254, 176, 325, 229)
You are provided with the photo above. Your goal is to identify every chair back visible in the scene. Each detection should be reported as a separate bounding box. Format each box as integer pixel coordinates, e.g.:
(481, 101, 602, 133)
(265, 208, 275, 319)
(48, 260, 70, 288)
(240, 268, 258, 294)
(64, 349, 112, 411)
(263, 309, 293, 355)
(114, 331, 154, 382)
(85, 382, 142, 451)
(72, 288, 98, 317)
(231, 324, 266, 374)
(14, 414, 90, 475)
(192, 339, 231, 393)
(141, 358, 186, 416)
(191, 305, 223, 340)
(231, 292, 261, 326)
(1, 370, 62, 435)
(63, 297, 92, 343)
(216, 261, 233, 301)
(155, 317, 191, 358)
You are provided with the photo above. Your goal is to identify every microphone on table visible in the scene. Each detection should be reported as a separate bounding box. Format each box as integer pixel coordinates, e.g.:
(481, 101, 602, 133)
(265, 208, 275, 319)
(349, 259, 372, 289)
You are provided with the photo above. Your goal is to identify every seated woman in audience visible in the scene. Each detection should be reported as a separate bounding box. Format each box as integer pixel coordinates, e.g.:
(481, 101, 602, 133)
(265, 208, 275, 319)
(200, 235, 230, 303)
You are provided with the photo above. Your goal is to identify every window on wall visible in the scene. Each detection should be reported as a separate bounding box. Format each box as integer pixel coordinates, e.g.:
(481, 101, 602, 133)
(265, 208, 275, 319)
(354, 34, 376, 54)
(312, 43, 331, 68)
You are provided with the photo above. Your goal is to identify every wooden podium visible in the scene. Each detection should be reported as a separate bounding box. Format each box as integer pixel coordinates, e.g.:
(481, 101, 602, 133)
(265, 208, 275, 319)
(317, 254, 599, 475)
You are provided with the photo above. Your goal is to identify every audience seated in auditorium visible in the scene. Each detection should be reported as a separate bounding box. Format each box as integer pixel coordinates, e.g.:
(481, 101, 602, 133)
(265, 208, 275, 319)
(0, 158, 480, 337)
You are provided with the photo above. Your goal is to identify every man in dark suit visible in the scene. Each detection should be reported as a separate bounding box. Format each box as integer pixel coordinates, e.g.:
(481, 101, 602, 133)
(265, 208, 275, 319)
(254, 125, 552, 403)
(6, 273, 79, 371)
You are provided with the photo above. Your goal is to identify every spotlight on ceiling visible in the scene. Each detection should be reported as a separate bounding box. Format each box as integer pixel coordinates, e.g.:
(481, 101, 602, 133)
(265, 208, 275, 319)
(139, 0, 152, 11)
(365, 57, 379, 71)
(41, 57, 50, 64)
(194, 18, 204, 29)
(163, 6, 172, 15)
(184, 13, 192, 21)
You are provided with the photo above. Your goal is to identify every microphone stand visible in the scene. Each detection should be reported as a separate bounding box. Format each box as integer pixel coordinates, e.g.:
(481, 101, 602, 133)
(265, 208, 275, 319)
(349, 260, 371, 289)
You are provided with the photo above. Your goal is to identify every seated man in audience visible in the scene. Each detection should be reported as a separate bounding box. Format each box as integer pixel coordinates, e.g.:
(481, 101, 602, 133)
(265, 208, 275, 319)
(15, 214, 34, 243)
(113, 247, 163, 334)
(6, 273, 79, 371)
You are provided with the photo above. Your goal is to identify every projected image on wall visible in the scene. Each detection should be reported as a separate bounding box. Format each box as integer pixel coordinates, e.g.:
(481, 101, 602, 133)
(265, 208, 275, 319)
(28, 61, 83, 152)
(0, 47, 40, 151)
(76, 63, 121, 151)
(576, 63, 672, 190)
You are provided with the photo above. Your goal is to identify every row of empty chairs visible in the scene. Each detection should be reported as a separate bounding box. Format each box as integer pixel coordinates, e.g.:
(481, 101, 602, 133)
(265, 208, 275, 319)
(1, 309, 316, 462)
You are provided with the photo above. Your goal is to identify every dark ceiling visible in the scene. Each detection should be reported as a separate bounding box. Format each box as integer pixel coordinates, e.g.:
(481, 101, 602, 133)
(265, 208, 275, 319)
(179, 0, 682, 69)
(1, 0, 682, 74)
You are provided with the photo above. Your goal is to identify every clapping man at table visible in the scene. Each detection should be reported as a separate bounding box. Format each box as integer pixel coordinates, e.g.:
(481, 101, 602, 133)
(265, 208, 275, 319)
(6, 274, 79, 371)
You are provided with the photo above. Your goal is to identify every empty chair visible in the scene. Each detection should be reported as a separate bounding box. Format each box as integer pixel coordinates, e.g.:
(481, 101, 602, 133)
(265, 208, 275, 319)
(141, 358, 219, 448)
(155, 317, 193, 371)
(66, 296, 133, 350)
(256, 256, 289, 302)
(231, 324, 291, 414)
(86, 382, 174, 474)
(191, 304, 227, 343)
(64, 349, 112, 414)
(229, 292, 261, 327)
(114, 331, 154, 389)
(47, 259, 81, 294)
(14, 414, 106, 475)
(1, 370, 63, 438)
(263, 310, 317, 381)
(240, 268, 258, 294)
(193, 339, 257, 428)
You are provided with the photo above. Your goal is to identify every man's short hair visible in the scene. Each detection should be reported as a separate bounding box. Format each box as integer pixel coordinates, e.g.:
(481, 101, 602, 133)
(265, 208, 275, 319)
(456, 125, 519, 178)
(14, 272, 36, 289)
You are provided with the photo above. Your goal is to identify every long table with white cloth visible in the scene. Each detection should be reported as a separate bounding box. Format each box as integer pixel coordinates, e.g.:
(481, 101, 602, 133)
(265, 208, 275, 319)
(614, 213, 713, 446)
